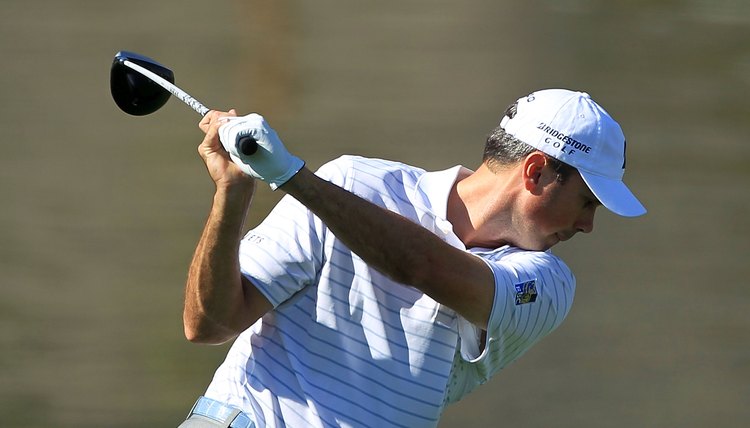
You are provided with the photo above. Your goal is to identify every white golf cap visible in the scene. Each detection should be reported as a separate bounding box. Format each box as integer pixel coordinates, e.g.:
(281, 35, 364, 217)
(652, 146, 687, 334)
(500, 89, 646, 217)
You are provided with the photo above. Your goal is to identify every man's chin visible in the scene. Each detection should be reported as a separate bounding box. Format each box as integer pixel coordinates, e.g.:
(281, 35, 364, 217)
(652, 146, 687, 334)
(539, 234, 563, 251)
(512, 238, 554, 252)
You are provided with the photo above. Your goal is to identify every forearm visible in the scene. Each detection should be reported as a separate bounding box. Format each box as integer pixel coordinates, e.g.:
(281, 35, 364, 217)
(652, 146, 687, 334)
(281, 168, 493, 327)
(203, 111, 492, 327)
(184, 184, 257, 344)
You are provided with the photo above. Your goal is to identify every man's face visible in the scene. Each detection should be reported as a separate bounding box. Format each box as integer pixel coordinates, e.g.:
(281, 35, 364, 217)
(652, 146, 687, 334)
(516, 167, 600, 251)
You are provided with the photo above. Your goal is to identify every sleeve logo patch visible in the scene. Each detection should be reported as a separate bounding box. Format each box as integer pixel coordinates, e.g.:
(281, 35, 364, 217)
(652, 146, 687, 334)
(514, 280, 538, 305)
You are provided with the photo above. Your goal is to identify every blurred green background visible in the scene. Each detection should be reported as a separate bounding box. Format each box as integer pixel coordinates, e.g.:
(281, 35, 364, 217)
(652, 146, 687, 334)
(1, 0, 749, 426)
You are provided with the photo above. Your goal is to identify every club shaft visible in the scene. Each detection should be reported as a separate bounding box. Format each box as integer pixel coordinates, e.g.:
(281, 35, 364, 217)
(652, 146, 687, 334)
(122, 59, 210, 116)
(119, 54, 257, 155)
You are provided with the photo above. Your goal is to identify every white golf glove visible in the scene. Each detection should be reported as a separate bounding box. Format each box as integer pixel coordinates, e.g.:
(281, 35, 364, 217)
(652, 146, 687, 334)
(218, 113, 305, 190)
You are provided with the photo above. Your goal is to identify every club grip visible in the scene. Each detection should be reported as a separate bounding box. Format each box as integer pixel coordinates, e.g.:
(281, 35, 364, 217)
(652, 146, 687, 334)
(237, 135, 258, 156)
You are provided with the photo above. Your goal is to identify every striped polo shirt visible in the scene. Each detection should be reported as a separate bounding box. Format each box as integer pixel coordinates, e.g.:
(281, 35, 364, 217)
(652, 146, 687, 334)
(203, 156, 575, 427)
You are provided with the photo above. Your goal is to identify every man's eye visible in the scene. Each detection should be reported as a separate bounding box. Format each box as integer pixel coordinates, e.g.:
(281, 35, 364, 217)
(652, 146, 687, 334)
(584, 199, 600, 209)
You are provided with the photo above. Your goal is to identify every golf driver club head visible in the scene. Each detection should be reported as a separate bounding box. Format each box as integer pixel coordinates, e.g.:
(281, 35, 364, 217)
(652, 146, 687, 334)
(111, 51, 174, 116)
(110, 50, 259, 155)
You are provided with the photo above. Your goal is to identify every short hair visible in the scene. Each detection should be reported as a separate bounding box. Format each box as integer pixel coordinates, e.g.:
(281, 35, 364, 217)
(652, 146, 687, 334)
(483, 101, 576, 183)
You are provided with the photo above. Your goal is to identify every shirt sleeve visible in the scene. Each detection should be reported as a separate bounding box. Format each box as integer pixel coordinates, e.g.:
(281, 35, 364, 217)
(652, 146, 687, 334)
(238, 159, 351, 307)
(445, 249, 576, 404)
(238, 195, 325, 307)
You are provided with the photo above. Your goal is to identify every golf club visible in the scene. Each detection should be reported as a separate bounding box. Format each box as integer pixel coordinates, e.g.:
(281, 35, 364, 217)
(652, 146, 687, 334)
(110, 50, 257, 155)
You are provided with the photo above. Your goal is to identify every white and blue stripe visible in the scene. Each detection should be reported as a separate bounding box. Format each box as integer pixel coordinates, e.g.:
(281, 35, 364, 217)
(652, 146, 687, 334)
(204, 156, 576, 427)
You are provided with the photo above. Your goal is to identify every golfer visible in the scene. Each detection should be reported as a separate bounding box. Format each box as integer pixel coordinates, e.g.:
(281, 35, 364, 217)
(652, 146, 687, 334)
(178, 89, 646, 427)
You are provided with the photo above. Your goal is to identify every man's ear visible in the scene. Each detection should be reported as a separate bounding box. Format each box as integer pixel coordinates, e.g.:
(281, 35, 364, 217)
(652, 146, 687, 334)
(523, 152, 548, 193)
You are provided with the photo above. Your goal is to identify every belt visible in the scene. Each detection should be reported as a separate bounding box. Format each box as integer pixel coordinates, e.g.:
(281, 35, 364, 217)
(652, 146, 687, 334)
(189, 396, 256, 428)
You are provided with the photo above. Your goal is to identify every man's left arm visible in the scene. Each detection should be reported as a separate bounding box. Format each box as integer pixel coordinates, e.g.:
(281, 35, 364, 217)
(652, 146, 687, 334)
(281, 167, 495, 328)
(219, 113, 495, 328)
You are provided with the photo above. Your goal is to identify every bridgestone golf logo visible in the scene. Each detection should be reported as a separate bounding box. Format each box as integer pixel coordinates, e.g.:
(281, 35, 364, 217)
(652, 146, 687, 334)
(537, 122, 592, 156)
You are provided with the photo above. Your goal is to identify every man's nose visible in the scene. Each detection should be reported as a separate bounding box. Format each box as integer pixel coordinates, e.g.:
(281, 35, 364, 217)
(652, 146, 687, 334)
(576, 209, 596, 234)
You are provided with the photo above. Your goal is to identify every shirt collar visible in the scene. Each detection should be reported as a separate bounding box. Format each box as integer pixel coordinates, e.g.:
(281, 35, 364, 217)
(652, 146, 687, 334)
(415, 165, 466, 221)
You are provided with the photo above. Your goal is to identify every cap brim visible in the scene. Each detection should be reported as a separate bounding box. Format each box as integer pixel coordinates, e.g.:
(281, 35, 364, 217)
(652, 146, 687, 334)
(579, 171, 647, 217)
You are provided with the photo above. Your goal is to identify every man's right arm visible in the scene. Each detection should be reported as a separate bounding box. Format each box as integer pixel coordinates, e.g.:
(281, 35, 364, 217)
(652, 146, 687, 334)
(183, 184, 272, 344)
(183, 110, 272, 345)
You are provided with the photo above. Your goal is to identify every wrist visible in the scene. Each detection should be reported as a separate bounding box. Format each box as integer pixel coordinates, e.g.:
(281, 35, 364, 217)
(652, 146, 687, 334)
(277, 166, 312, 197)
(215, 174, 255, 194)
(214, 180, 256, 212)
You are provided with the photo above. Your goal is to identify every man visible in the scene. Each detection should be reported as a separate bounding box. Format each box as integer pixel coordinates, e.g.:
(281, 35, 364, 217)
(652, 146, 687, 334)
(178, 89, 646, 428)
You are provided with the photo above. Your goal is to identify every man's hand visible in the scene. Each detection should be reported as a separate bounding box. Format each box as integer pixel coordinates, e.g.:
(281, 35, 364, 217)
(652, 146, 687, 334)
(198, 109, 256, 191)
(218, 113, 305, 190)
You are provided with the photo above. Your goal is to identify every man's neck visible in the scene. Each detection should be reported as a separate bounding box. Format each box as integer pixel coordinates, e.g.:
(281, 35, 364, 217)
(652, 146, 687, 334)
(447, 164, 520, 249)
